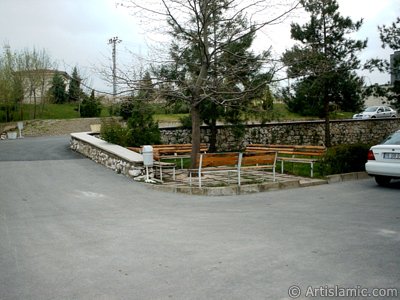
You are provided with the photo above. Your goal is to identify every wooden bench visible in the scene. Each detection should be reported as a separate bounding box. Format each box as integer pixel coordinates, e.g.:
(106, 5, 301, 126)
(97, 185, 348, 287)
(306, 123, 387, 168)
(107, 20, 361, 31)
(128, 143, 208, 163)
(245, 144, 326, 177)
(189, 151, 277, 188)
(127, 143, 209, 182)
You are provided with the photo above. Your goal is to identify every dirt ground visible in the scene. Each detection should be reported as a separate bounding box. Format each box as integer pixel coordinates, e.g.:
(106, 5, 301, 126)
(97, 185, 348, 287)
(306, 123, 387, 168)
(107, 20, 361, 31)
(0, 118, 103, 137)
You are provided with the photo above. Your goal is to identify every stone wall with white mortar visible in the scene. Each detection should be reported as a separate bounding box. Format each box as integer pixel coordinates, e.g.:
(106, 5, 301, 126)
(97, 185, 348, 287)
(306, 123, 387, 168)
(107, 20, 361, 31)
(160, 118, 400, 151)
(70, 136, 146, 179)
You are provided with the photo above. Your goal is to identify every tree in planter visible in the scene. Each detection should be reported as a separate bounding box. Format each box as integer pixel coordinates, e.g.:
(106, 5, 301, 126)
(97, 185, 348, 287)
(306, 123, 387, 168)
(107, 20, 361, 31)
(104, 71, 161, 146)
(100, 98, 161, 147)
(126, 98, 161, 146)
(282, 0, 367, 146)
(120, 0, 299, 168)
(126, 71, 160, 146)
(80, 89, 101, 117)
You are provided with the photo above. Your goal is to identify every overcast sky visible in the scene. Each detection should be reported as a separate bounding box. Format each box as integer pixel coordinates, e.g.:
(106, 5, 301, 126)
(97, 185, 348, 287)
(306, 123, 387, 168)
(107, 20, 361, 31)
(0, 0, 398, 94)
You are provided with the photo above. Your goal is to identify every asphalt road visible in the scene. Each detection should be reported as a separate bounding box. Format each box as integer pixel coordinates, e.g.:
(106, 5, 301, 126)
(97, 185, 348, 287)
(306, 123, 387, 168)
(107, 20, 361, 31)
(0, 136, 399, 300)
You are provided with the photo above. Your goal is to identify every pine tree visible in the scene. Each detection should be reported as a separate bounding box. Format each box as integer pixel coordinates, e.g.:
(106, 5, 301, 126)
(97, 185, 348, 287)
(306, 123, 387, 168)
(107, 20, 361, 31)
(282, 0, 367, 146)
(126, 97, 161, 146)
(80, 90, 101, 117)
(159, 0, 272, 157)
(366, 17, 400, 108)
(50, 72, 67, 104)
(68, 67, 81, 102)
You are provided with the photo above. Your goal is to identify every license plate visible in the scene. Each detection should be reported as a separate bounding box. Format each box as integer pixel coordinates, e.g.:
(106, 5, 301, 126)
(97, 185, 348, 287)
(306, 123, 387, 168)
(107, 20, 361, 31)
(383, 153, 400, 159)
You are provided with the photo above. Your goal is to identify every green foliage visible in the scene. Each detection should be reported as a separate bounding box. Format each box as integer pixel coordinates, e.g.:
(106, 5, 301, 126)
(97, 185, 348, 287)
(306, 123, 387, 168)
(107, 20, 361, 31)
(68, 67, 81, 102)
(282, 0, 366, 117)
(319, 144, 371, 175)
(178, 115, 192, 129)
(126, 99, 161, 146)
(80, 90, 101, 118)
(100, 118, 130, 146)
(100, 99, 161, 147)
(118, 99, 135, 120)
(365, 17, 400, 109)
(49, 72, 67, 104)
(0, 46, 24, 122)
(379, 17, 400, 50)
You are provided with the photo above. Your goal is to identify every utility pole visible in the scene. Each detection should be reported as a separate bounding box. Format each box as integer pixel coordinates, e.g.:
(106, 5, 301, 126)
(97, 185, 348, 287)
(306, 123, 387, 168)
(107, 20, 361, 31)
(108, 36, 122, 110)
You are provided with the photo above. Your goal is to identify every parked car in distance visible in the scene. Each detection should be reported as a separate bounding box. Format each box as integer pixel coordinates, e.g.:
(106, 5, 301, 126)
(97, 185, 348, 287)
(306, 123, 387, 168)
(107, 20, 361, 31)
(366, 130, 400, 186)
(353, 106, 397, 119)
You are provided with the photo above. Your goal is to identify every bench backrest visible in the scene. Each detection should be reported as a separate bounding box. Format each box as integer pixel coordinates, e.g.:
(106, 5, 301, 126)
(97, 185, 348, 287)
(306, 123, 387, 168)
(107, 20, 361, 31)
(246, 144, 326, 156)
(196, 152, 240, 168)
(127, 144, 209, 155)
(242, 151, 277, 166)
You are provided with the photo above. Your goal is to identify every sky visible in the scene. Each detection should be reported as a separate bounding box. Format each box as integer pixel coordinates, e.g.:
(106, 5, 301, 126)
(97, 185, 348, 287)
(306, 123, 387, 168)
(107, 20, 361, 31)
(0, 0, 398, 94)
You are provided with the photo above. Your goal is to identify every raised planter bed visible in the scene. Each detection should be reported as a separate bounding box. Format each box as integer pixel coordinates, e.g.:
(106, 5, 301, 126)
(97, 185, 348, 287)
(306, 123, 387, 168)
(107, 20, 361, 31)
(70, 132, 146, 179)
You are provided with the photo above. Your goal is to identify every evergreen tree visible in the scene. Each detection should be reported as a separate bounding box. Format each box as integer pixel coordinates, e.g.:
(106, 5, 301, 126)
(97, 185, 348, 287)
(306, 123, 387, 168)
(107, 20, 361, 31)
(282, 0, 367, 146)
(159, 0, 272, 156)
(80, 89, 101, 117)
(50, 72, 67, 104)
(137, 71, 154, 100)
(126, 98, 161, 146)
(68, 67, 81, 102)
(365, 17, 400, 109)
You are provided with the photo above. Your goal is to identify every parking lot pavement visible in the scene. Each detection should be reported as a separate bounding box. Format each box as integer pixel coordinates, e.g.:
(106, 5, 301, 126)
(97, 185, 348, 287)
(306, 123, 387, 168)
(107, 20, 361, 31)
(1, 136, 399, 299)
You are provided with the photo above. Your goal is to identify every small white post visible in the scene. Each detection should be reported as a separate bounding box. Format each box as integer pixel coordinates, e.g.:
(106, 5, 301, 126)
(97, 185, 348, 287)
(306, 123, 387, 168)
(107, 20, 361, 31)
(17, 121, 24, 138)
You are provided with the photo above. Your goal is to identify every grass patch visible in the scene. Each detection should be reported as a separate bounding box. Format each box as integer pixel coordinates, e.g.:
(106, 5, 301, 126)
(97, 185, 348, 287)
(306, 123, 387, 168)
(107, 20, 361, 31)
(278, 161, 323, 178)
(154, 114, 188, 123)
(1, 103, 112, 121)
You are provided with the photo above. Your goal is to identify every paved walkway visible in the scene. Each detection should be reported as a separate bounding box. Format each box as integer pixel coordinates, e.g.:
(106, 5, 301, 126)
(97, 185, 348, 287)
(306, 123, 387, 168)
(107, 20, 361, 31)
(1, 136, 399, 299)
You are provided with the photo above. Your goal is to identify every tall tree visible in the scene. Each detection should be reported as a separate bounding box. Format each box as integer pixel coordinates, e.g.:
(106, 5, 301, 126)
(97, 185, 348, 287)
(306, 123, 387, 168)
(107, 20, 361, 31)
(49, 72, 67, 104)
(122, 0, 299, 167)
(365, 17, 400, 109)
(282, 0, 367, 146)
(0, 46, 24, 122)
(68, 67, 82, 102)
(18, 47, 54, 119)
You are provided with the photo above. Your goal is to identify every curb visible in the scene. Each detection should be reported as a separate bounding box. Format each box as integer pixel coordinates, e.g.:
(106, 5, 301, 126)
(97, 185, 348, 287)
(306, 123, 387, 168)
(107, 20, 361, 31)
(325, 172, 369, 184)
(148, 178, 328, 196)
(147, 172, 370, 196)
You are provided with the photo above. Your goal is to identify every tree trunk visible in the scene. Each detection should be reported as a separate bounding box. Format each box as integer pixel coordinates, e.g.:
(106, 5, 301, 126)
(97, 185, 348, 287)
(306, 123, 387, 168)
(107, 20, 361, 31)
(190, 102, 201, 170)
(324, 93, 331, 147)
(209, 117, 217, 153)
(33, 90, 37, 120)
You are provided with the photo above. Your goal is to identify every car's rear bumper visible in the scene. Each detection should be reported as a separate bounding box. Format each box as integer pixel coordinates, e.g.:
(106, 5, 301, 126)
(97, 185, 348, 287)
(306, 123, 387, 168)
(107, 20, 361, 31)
(366, 161, 400, 178)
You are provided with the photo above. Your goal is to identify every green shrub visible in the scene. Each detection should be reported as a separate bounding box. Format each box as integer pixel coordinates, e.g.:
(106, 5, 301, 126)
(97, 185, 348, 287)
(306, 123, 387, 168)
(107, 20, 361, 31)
(178, 115, 192, 129)
(319, 143, 372, 176)
(100, 118, 130, 146)
(127, 100, 161, 146)
(80, 90, 101, 118)
(100, 99, 161, 147)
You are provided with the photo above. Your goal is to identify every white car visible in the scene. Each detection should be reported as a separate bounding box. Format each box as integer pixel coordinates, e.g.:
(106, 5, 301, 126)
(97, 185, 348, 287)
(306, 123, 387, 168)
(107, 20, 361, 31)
(353, 106, 397, 119)
(366, 130, 400, 186)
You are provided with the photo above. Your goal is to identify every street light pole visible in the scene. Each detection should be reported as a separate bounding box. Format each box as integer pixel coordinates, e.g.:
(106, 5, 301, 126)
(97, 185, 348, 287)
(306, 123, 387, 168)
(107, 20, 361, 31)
(108, 36, 122, 112)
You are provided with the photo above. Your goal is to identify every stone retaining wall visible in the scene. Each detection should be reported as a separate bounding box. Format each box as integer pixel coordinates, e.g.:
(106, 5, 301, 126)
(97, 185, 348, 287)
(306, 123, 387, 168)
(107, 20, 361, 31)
(160, 118, 400, 151)
(70, 132, 146, 179)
